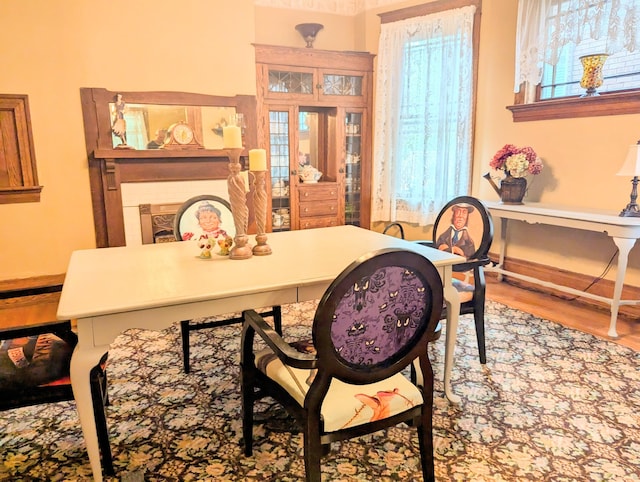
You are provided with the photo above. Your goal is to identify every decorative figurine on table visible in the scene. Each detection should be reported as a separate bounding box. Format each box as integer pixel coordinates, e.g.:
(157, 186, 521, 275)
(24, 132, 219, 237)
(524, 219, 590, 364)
(197, 235, 214, 259)
(217, 236, 233, 256)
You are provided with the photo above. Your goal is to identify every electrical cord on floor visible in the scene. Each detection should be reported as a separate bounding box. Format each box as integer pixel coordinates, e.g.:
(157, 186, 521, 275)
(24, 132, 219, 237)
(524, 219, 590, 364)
(564, 248, 619, 301)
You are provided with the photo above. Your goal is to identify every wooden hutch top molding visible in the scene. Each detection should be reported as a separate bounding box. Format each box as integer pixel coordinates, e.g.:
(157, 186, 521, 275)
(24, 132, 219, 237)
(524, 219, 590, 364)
(253, 44, 375, 72)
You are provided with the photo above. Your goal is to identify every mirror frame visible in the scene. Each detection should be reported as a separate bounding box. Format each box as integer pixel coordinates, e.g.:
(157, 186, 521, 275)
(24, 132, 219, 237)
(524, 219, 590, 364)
(81, 88, 258, 155)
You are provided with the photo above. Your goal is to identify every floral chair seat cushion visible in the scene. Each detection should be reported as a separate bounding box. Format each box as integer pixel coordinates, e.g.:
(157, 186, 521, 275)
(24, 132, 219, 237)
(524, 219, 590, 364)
(0, 333, 72, 390)
(255, 341, 423, 433)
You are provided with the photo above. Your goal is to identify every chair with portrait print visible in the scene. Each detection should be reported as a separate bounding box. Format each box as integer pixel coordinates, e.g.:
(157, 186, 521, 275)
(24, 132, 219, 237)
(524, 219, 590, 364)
(173, 194, 282, 373)
(383, 196, 493, 364)
(241, 248, 443, 482)
(0, 320, 114, 476)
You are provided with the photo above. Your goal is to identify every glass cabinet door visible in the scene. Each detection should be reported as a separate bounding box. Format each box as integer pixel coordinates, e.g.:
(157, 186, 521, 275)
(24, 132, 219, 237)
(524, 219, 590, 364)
(319, 70, 368, 105)
(344, 111, 363, 226)
(264, 67, 317, 102)
(269, 110, 291, 231)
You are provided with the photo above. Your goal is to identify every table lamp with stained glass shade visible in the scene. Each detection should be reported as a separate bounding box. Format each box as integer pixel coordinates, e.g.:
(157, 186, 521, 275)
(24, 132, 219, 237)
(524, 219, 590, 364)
(617, 140, 640, 217)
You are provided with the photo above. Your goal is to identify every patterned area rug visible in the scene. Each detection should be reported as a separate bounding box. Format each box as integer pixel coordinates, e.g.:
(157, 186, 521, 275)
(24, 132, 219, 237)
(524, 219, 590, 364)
(1, 300, 639, 481)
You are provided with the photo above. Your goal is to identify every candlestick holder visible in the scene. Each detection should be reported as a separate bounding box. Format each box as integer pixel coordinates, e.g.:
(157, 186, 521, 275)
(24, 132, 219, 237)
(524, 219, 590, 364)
(251, 171, 272, 255)
(225, 148, 253, 260)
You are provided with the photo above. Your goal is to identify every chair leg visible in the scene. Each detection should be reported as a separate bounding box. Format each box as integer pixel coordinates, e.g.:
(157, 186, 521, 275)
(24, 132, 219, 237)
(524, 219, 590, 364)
(303, 425, 323, 482)
(418, 363, 436, 482)
(473, 269, 487, 364)
(273, 305, 282, 335)
(418, 424, 435, 482)
(90, 363, 114, 476)
(180, 320, 191, 373)
(241, 373, 255, 456)
(474, 308, 486, 365)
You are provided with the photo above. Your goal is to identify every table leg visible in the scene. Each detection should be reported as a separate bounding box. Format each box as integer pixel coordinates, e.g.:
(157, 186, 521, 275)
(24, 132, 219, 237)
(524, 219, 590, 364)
(497, 218, 508, 282)
(71, 344, 108, 482)
(442, 268, 461, 404)
(609, 237, 636, 337)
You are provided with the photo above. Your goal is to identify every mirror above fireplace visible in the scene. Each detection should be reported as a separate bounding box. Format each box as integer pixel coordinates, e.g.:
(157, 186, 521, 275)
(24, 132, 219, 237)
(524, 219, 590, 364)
(107, 102, 238, 150)
(82, 87, 257, 155)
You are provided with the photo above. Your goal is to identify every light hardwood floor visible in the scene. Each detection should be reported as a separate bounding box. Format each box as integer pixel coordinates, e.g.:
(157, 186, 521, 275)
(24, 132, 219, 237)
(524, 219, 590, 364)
(2, 281, 639, 352)
(486, 277, 640, 351)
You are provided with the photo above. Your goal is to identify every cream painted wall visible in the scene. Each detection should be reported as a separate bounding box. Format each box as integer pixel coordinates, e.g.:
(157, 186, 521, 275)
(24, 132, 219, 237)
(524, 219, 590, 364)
(364, 0, 640, 286)
(0, 0, 257, 279)
(254, 7, 357, 50)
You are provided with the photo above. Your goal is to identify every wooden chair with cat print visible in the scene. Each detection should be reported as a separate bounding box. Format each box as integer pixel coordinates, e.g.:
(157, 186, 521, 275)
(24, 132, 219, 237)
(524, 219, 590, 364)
(241, 248, 443, 482)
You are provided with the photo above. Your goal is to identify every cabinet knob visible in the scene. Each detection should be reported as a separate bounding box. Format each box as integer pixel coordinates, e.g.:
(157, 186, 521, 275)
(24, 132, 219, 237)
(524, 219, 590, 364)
(304, 207, 309, 212)
(304, 192, 309, 197)
(338, 167, 344, 174)
(291, 169, 297, 176)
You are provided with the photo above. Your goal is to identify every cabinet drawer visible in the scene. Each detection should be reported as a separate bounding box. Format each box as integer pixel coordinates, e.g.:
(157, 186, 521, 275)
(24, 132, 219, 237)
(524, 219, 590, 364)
(298, 184, 338, 202)
(300, 216, 339, 230)
(299, 201, 338, 217)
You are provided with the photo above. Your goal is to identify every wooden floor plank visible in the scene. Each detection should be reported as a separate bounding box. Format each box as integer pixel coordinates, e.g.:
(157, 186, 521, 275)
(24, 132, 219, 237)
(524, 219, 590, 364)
(487, 277, 640, 351)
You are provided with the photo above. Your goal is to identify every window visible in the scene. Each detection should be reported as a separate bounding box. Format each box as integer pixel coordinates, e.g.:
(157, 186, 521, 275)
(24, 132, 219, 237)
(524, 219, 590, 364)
(511, 0, 640, 121)
(372, 1, 480, 225)
(0, 94, 42, 204)
(538, 1, 640, 100)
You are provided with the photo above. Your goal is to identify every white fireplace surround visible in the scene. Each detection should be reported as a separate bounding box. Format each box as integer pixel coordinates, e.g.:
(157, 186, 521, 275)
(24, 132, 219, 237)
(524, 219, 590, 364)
(121, 180, 229, 246)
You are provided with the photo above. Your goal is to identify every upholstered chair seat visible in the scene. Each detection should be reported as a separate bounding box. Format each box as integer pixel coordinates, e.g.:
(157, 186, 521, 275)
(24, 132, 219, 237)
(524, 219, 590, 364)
(0, 320, 114, 476)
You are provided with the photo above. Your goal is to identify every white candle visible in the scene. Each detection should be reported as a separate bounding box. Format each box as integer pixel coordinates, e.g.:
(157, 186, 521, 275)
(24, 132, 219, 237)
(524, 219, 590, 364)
(223, 125, 242, 148)
(249, 149, 267, 171)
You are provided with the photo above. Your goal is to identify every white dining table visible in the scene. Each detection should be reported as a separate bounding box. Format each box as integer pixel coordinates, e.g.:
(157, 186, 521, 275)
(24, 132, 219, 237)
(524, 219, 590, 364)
(57, 225, 464, 481)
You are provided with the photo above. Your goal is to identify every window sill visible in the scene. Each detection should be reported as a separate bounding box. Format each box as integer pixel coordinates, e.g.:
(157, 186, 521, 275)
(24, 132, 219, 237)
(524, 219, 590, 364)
(507, 91, 640, 122)
(0, 186, 43, 204)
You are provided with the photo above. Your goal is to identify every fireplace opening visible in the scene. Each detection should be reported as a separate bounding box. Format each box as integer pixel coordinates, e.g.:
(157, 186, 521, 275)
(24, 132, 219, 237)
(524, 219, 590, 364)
(139, 202, 183, 244)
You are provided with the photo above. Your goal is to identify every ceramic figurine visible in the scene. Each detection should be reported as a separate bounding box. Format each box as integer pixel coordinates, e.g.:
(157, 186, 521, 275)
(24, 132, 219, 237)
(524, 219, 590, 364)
(217, 236, 233, 256)
(197, 235, 214, 259)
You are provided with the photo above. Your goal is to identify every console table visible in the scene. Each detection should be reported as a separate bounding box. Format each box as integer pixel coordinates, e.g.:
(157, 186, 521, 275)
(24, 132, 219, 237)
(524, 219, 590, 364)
(484, 201, 640, 337)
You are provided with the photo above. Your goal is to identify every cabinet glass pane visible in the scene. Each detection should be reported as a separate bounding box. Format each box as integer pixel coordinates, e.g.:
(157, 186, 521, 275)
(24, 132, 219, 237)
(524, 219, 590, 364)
(323, 74, 363, 96)
(269, 110, 291, 231)
(268, 70, 314, 94)
(345, 112, 362, 226)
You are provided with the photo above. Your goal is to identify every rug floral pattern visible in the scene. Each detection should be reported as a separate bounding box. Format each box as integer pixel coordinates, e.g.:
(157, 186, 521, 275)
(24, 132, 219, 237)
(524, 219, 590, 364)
(1, 300, 639, 481)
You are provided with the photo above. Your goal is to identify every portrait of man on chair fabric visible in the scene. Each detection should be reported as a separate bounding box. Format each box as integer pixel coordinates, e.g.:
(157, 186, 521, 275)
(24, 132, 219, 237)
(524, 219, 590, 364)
(434, 202, 482, 259)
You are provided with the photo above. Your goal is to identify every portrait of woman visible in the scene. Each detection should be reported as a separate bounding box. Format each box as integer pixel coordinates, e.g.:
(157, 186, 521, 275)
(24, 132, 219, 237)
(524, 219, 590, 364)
(174, 195, 235, 256)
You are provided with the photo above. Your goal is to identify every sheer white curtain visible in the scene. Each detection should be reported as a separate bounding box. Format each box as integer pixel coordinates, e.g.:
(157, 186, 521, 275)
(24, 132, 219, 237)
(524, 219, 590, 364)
(372, 6, 476, 226)
(515, 0, 640, 94)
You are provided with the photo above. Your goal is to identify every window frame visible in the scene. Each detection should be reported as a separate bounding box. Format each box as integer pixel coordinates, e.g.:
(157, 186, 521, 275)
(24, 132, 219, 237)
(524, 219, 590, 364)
(0, 94, 42, 203)
(508, 89, 640, 122)
(509, 0, 640, 122)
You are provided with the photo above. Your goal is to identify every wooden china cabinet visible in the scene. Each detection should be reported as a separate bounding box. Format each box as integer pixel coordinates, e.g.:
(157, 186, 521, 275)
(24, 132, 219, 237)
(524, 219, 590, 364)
(254, 44, 374, 231)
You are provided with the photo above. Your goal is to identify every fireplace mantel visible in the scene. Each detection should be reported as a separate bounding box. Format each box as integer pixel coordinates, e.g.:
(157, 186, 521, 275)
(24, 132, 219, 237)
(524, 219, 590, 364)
(80, 88, 258, 247)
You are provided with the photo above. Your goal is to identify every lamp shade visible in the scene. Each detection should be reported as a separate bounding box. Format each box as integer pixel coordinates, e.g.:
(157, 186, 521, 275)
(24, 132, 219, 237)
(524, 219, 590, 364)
(616, 143, 640, 177)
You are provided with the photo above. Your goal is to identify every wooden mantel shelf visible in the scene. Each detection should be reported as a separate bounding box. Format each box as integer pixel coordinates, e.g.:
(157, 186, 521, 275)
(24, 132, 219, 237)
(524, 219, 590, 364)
(92, 148, 233, 160)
